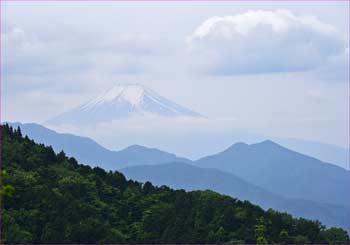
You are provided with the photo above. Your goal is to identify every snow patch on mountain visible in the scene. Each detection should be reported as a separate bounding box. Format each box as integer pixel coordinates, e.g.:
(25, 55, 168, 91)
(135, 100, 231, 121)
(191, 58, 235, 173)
(46, 83, 204, 125)
(81, 84, 146, 110)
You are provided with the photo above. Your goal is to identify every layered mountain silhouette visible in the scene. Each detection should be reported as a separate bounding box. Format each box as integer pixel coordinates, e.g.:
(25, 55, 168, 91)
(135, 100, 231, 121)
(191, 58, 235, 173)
(122, 162, 349, 229)
(8, 122, 350, 229)
(46, 84, 203, 125)
(9, 122, 191, 169)
(195, 141, 350, 207)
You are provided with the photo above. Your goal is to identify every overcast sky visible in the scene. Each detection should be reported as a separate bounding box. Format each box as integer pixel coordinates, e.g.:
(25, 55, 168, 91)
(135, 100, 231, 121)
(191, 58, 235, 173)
(1, 1, 349, 148)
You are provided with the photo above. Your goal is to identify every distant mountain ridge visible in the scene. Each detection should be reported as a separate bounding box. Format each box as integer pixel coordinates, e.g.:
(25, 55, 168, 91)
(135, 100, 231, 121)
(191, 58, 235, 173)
(7, 122, 350, 230)
(122, 162, 350, 229)
(8, 122, 191, 169)
(4, 123, 348, 244)
(9, 122, 349, 207)
(46, 84, 203, 125)
(195, 140, 350, 208)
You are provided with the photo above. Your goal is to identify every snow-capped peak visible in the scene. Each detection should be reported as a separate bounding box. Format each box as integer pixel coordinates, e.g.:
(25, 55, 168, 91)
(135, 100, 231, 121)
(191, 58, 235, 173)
(82, 83, 148, 110)
(101, 84, 146, 104)
(47, 83, 204, 125)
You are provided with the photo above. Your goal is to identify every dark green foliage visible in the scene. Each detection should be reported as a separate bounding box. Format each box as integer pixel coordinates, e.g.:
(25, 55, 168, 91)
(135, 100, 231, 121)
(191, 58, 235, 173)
(1, 124, 349, 244)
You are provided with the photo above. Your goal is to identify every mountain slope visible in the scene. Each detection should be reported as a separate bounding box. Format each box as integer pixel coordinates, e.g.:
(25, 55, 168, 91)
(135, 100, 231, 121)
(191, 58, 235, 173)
(273, 138, 349, 170)
(11, 123, 348, 231)
(8, 122, 191, 169)
(2, 124, 349, 244)
(122, 162, 350, 230)
(10, 122, 349, 206)
(195, 141, 350, 207)
(46, 84, 203, 125)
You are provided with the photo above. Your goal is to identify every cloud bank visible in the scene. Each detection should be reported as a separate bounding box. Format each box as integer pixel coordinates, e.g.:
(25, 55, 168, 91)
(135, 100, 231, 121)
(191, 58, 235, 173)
(1, 21, 156, 78)
(187, 10, 348, 75)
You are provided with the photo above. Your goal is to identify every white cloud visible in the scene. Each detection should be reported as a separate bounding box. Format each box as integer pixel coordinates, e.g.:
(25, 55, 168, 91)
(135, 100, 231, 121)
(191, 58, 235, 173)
(1, 21, 156, 78)
(186, 10, 348, 75)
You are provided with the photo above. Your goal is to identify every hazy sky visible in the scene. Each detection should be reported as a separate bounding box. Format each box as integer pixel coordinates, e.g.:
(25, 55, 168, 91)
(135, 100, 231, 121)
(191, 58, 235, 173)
(1, 1, 349, 148)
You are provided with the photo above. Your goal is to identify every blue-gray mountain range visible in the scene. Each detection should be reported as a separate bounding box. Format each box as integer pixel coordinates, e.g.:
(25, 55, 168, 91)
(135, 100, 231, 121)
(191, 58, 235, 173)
(122, 162, 349, 229)
(195, 141, 350, 207)
(8, 122, 350, 230)
(9, 122, 190, 169)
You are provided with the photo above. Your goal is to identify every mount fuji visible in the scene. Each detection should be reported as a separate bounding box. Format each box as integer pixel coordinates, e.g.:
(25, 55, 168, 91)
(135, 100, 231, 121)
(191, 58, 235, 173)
(47, 84, 203, 125)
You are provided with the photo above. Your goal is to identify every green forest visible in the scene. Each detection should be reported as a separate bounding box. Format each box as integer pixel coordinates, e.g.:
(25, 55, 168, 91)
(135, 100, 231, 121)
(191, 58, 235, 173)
(1, 124, 349, 244)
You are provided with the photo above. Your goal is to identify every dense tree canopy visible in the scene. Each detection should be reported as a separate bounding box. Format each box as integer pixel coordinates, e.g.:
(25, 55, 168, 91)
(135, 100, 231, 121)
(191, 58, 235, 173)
(1, 124, 349, 244)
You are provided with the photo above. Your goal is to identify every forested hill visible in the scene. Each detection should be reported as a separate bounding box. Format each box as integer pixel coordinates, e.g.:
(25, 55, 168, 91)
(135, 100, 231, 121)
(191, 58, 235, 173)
(1, 124, 349, 244)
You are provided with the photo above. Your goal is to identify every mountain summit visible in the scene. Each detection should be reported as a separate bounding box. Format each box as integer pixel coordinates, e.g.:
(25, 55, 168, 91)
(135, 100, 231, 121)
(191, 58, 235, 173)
(47, 83, 203, 125)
